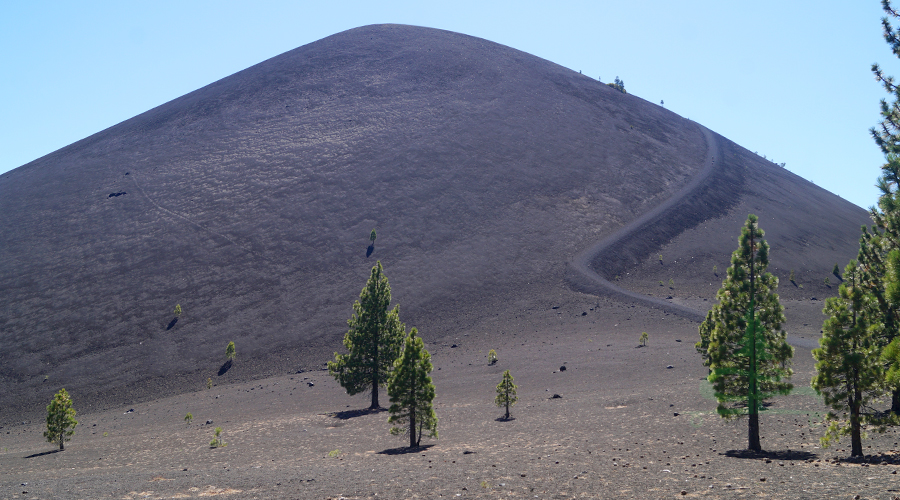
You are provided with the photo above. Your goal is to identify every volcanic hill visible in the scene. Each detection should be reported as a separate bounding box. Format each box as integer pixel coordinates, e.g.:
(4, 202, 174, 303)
(0, 24, 868, 424)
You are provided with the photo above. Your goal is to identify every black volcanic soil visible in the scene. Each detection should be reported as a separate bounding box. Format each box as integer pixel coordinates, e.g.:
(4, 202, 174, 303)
(0, 24, 884, 499)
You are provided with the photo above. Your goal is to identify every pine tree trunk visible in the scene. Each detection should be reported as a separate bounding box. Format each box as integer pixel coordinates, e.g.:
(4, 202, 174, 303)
(505, 402, 510, 420)
(370, 381, 379, 409)
(59, 438, 64, 451)
(892, 389, 900, 414)
(370, 344, 380, 409)
(851, 395, 863, 457)
(409, 407, 417, 448)
(748, 412, 761, 452)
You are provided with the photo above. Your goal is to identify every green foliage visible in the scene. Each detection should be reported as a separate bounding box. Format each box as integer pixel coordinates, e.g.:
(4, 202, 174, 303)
(370, 229, 377, 244)
(607, 76, 627, 93)
(206, 377, 212, 389)
(669, 278, 675, 288)
(488, 349, 498, 365)
(44, 388, 78, 450)
(639, 332, 649, 346)
(327, 449, 341, 458)
(184, 412, 193, 424)
(387, 328, 438, 448)
(329, 261, 406, 409)
(833, 263, 841, 277)
(495, 370, 518, 420)
(210, 427, 226, 447)
(812, 262, 891, 456)
(700, 215, 793, 451)
(174, 304, 182, 317)
(789, 270, 795, 283)
(713, 265, 718, 275)
(225, 341, 236, 361)
(824, 276, 831, 287)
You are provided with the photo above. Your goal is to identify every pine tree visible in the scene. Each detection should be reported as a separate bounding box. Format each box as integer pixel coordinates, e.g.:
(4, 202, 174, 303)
(387, 328, 437, 448)
(702, 214, 793, 452)
(864, 0, 900, 413)
(225, 341, 236, 362)
(812, 261, 887, 456)
(44, 388, 78, 451)
(329, 261, 405, 409)
(495, 370, 518, 420)
(370, 228, 377, 246)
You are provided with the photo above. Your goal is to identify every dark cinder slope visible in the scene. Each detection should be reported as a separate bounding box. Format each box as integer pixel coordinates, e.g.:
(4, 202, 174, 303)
(0, 24, 867, 423)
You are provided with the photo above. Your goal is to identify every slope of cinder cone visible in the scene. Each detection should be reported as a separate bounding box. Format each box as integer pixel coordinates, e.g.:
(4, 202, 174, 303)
(0, 24, 866, 423)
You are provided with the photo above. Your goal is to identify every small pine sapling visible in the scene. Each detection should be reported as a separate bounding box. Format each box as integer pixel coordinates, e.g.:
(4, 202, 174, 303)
(206, 377, 212, 389)
(225, 341, 236, 362)
(370, 228, 377, 246)
(669, 278, 675, 288)
(488, 349, 498, 365)
(824, 277, 831, 287)
(495, 370, 518, 420)
(639, 332, 649, 347)
(713, 265, 718, 276)
(210, 427, 226, 447)
(44, 388, 78, 451)
(832, 263, 841, 277)
(659, 254, 663, 264)
(789, 270, 796, 284)
(174, 304, 182, 317)
(184, 413, 193, 424)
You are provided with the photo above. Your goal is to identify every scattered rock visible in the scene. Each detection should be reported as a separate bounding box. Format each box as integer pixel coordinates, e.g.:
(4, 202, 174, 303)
(673, 413, 679, 417)
(108, 191, 127, 198)
(462, 450, 475, 454)
(581, 311, 587, 316)
(551, 394, 562, 399)
(451, 344, 458, 348)
(124, 409, 134, 414)
(666, 365, 674, 369)
(307, 382, 314, 387)
(552, 306, 559, 309)
(675, 339, 681, 342)
(559, 365, 567, 372)
(206, 420, 213, 425)
(811, 297, 818, 301)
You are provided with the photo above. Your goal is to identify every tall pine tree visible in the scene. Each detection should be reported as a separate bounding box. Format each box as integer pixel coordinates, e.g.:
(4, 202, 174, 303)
(387, 328, 437, 448)
(495, 370, 518, 420)
(702, 214, 793, 452)
(812, 261, 886, 456)
(328, 261, 405, 409)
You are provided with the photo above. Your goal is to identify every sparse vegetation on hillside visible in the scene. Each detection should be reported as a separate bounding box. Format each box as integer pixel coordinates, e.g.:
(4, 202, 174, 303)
(329, 261, 405, 410)
(699, 214, 793, 452)
(607, 76, 626, 93)
(495, 370, 518, 420)
(488, 349, 498, 365)
(388, 328, 437, 448)
(639, 332, 649, 347)
(226, 341, 236, 362)
(44, 388, 78, 451)
(174, 304, 182, 318)
(184, 412, 193, 424)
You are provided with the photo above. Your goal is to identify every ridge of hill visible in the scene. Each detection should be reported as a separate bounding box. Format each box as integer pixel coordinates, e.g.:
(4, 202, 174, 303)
(0, 24, 869, 424)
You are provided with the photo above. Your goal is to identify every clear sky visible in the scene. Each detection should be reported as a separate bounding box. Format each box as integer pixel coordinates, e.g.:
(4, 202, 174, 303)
(1, 1, 892, 209)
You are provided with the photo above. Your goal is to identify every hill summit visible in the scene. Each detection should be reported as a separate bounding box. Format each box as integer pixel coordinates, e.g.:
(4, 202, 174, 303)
(0, 24, 867, 422)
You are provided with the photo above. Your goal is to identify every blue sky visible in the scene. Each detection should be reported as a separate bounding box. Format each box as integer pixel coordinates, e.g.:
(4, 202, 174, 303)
(0, 1, 892, 209)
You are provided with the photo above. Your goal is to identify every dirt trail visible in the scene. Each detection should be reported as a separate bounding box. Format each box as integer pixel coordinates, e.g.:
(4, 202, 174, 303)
(568, 122, 718, 322)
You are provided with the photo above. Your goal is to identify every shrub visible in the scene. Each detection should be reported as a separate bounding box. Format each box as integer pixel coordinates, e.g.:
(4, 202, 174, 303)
(210, 427, 226, 448)
(669, 278, 675, 288)
(184, 413, 193, 424)
(206, 377, 212, 389)
(327, 449, 341, 458)
(225, 341, 236, 361)
(174, 304, 182, 317)
(639, 332, 649, 346)
(488, 349, 498, 365)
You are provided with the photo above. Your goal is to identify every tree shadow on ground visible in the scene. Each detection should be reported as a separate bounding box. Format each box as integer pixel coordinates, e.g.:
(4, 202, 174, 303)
(495, 416, 516, 422)
(378, 444, 435, 455)
(218, 359, 232, 376)
(331, 407, 386, 420)
(366, 244, 374, 258)
(166, 317, 178, 330)
(24, 449, 61, 459)
(723, 449, 817, 461)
